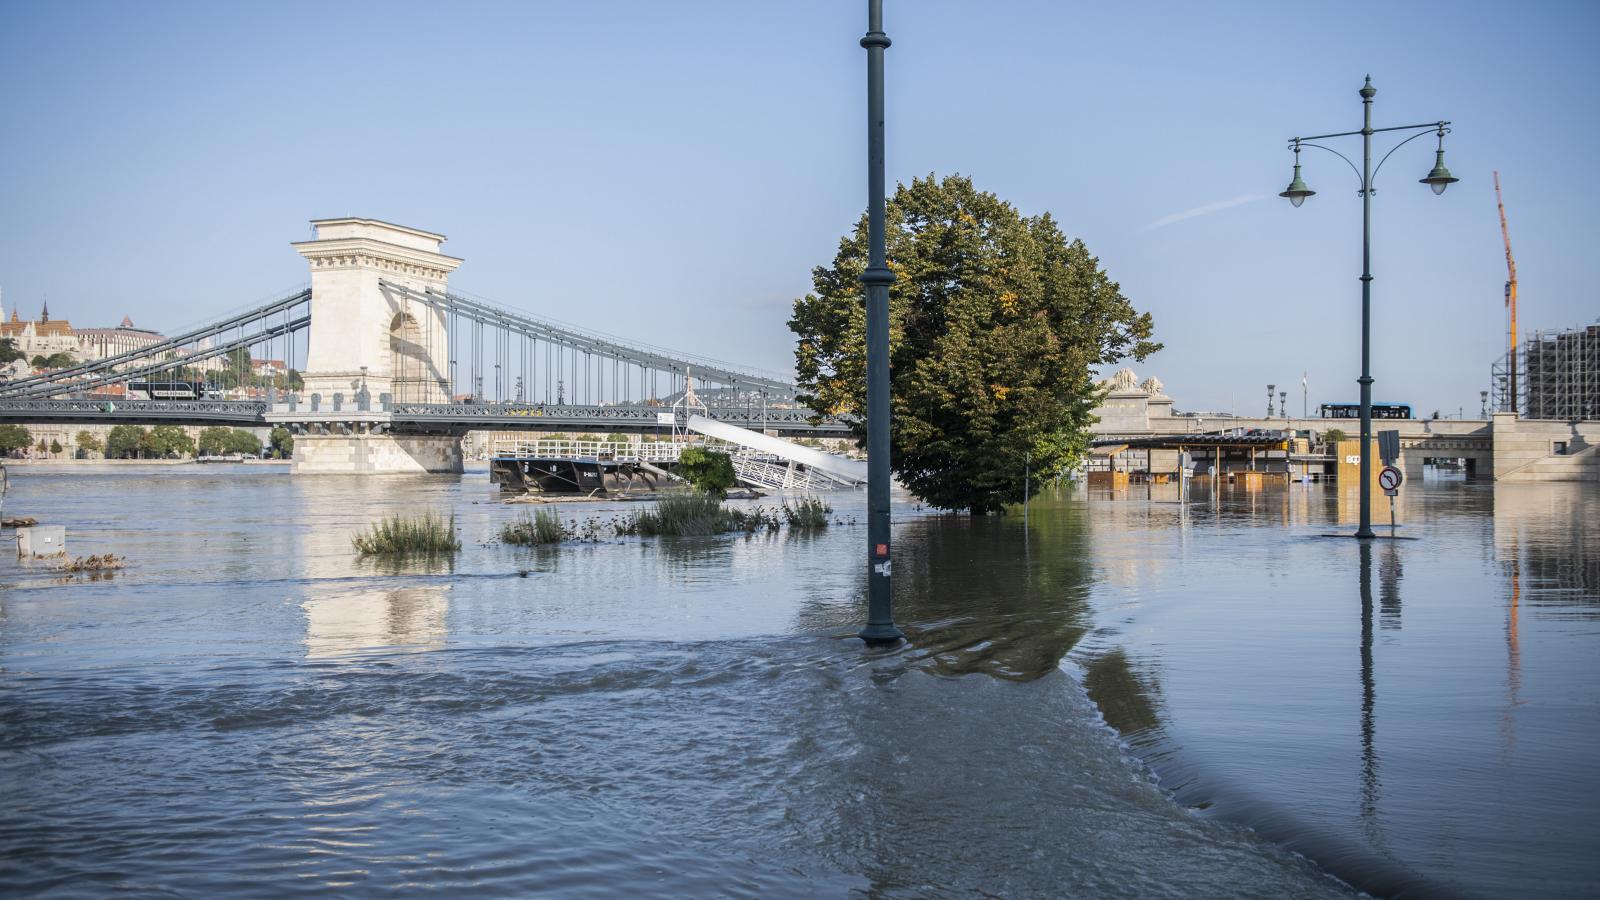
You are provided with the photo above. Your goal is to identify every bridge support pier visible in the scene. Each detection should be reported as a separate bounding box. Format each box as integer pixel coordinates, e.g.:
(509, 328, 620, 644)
(291, 432, 462, 475)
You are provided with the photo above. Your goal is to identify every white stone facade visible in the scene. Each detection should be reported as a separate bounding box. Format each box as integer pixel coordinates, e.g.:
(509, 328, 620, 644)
(293, 218, 460, 405)
(291, 433, 463, 474)
(1492, 413, 1600, 482)
(1091, 368, 1174, 434)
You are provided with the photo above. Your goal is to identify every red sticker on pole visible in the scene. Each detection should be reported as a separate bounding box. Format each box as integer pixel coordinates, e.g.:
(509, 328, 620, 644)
(875, 543, 888, 557)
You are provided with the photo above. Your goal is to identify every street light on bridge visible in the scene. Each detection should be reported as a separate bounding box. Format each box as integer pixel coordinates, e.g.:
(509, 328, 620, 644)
(1279, 76, 1457, 539)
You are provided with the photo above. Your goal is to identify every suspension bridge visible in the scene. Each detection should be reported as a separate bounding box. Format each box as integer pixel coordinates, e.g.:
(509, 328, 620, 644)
(0, 218, 851, 473)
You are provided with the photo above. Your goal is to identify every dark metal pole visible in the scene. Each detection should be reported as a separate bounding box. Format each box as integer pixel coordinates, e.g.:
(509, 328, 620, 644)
(859, 0, 901, 645)
(1357, 77, 1376, 540)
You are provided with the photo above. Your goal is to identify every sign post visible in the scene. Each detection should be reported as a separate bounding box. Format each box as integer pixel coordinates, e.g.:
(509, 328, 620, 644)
(1378, 464, 1403, 537)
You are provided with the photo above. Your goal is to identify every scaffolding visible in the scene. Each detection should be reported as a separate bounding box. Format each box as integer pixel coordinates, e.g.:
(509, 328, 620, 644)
(1494, 323, 1600, 420)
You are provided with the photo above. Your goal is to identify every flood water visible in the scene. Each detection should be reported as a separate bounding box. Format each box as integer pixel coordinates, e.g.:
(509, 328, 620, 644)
(1, 465, 1595, 897)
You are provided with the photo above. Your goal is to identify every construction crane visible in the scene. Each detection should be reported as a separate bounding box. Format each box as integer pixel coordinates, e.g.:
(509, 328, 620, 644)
(1494, 171, 1518, 413)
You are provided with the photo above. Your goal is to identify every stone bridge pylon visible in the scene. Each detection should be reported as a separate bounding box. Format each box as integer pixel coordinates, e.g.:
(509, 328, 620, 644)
(290, 218, 464, 474)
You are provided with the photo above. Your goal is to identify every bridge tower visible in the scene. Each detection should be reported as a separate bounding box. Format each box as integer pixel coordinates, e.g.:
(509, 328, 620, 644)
(290, 218, 464, 474)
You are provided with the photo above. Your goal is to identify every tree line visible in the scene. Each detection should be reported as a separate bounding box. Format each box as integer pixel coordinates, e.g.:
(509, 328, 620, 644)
(0, 424, 293, 459)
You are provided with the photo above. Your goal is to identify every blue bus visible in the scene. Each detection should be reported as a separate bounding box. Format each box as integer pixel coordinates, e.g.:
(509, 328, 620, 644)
(1319, 402, 1412, 420)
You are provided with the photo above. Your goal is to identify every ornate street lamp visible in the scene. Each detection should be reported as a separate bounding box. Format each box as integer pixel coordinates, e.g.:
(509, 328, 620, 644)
(1281, 76, 1456, 539)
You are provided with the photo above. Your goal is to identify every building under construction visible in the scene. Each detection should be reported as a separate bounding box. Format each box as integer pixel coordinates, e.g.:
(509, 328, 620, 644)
(1495, 322, 1600, 420)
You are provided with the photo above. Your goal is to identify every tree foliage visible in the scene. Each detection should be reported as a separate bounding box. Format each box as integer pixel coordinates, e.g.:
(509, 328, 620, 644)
(676, 446, 736, 498)
(0, 339, 25, 365)
(75, 431, 103, 456)
(0, 424, 31, 453)
(30, 352, 76, 370)
(49, 439, 63, 456)
(106, 425, 147, 458)
(199, 426, 263, 457)
(146, 424, 195, 458)
(789, 174, 1159, 514)
(269, 426, 294, 459)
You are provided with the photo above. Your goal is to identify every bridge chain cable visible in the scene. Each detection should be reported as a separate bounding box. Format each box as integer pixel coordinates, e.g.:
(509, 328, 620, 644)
(2, 315, 310, 399)
(378, 281, 798, 399)
(0, 288, 311, 396)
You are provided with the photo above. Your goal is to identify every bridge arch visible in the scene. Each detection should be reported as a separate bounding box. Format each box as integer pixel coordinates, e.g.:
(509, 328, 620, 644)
(389, 310, 444, 404)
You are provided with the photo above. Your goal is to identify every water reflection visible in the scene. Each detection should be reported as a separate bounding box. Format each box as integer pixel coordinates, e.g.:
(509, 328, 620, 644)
(1493, 483, 1599, 613)
(298, 524, 454, 657)
(303, 586, 452, 658)
(893, 499, 1093, 680)
(1357, 540, 1402, 852)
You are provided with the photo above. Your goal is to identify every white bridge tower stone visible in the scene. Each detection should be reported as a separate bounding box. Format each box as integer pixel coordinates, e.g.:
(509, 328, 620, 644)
(288, 218, 464, 474)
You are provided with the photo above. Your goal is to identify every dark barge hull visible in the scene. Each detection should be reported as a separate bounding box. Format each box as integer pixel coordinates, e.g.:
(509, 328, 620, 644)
(490, 457, 675, 495)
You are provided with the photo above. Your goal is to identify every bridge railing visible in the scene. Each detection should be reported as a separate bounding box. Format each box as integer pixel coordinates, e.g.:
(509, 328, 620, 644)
(492, 437, 684, 461)
(391, 401, 844, 430)
(0, 398, 270, 422)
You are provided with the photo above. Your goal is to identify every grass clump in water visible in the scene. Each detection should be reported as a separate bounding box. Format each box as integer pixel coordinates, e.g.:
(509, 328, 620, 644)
(617, 491, 780, 537)
(782, 497, 832, 530)
(352, 512, 461, 556)
(502, 508, 568, 545)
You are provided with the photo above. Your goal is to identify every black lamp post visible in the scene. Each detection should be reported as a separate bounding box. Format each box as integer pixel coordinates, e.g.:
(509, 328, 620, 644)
(858, 0, 901, 645)
(1281, 76, 1457, 539)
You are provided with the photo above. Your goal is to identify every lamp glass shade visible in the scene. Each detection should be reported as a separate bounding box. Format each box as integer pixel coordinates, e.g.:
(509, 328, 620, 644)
(1420, 149, 1458, 195)
(1280, 165, 1314, 207)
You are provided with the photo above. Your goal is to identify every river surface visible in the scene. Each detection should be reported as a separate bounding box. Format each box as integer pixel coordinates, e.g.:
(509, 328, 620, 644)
(1, 465, 1595, 897)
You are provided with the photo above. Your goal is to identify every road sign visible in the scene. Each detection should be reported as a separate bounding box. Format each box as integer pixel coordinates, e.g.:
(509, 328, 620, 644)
(1378, 430, 1401, 465)
(1379, 465, 1403, 492)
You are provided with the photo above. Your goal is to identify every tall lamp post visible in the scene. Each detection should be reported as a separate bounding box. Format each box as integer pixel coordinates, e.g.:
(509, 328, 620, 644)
(1280, 76, 1457, 539)
(859, 0, 901, 645)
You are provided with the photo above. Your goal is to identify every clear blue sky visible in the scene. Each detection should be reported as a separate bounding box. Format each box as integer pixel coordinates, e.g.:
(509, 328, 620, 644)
(2, 0, 1596, 417)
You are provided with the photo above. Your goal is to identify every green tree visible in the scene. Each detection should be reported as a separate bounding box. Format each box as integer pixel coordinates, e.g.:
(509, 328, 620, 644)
(269, 426, 294, 459)
(1323, 428, 1348, 445)
(49, 439, 62, 457)
(789, 174, 1159, 514)
(677, 446, 736, 498)
(29, 351, 75, 369)
(0, 424, 31, 453)
(75, 430, 103, 457)
(106, 425, 148, 458)
(225, 428, 263, 456)
(0, 338, 24, 364)
(146, 424, 195, 458)
(197, 426, 232, 456)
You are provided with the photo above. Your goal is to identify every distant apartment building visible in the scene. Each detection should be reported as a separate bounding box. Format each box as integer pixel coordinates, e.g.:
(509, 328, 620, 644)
(252, 358, 287, 378)
(75, 315, 168, 360)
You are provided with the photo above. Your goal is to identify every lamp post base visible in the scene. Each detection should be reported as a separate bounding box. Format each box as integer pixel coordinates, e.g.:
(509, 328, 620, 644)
(858, 623, 904, 646)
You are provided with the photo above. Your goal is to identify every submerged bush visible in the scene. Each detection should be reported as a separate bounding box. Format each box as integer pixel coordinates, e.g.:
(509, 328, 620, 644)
(617, 491, 779, 537)
(782, 497, 832, 530)
(352, 512, 460, 556)
(676, 447, 736, 498)
(502, 508, 568, 545)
